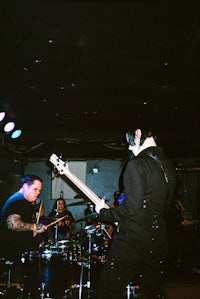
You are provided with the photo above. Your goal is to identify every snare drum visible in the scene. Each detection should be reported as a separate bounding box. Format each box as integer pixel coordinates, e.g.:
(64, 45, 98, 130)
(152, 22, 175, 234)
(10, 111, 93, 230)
(48, 239, 80, 262)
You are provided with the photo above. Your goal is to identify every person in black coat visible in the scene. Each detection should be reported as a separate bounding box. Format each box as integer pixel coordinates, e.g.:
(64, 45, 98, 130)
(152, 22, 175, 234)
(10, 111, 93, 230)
(95, 128, 177, 299)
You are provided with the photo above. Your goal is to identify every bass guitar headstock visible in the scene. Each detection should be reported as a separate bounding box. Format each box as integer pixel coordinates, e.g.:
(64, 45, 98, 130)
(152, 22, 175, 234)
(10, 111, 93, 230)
(49, 153, 68, 175)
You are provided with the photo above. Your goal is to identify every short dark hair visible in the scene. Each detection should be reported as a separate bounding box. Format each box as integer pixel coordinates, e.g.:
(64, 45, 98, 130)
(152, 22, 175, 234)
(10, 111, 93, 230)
(20, 174, 43, 188)
(126, 129, 156, 146)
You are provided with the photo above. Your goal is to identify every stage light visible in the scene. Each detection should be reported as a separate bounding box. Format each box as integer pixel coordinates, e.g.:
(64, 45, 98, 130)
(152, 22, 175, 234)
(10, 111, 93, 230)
(0, 111, 22, 140)
(11, 129, 22, 139)
(4, 121, 15, 133)
(0, 112, 6, 122)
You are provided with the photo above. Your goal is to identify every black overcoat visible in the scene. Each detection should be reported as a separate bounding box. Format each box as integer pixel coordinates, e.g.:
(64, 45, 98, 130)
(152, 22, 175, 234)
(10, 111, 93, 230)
(99, 146, 177, 272)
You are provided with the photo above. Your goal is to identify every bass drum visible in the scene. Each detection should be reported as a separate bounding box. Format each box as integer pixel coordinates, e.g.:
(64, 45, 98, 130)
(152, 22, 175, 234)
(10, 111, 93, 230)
(21, 251, 80, 298)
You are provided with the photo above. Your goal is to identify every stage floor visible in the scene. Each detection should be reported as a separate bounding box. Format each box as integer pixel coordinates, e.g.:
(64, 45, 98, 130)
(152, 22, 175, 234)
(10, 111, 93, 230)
(1, 260, 200, 299)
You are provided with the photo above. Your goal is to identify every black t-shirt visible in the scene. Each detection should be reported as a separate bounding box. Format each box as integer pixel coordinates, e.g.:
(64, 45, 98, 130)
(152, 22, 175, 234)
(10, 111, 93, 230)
(0, 192, 36, 262)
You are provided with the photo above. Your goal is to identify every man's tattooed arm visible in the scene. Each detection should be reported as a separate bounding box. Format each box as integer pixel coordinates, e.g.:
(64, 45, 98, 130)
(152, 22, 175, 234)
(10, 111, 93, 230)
(6, 214, 35, 232)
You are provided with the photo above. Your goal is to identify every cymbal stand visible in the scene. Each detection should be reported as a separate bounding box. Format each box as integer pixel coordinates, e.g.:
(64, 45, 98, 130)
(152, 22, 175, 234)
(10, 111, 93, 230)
(54, 206, 59, 243)
(87, 233, 92, 299)
(74, 225, 95, 299)
(38, 256, 46, 299)
(126, 282, 138, 299)
(99, 223, 111, 239)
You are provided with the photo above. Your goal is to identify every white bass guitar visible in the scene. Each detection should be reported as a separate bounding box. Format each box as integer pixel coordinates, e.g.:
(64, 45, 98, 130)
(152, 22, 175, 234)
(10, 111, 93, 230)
(49, 154, 109, 209)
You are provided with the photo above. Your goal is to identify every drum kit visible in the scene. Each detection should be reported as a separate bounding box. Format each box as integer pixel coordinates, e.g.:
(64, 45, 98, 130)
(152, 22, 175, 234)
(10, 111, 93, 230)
(21, 208, 112, 299)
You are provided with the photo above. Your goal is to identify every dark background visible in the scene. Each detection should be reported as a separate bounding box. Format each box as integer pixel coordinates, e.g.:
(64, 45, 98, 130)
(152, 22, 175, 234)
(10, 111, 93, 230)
(0, 0, 200, 160)
(1, 2, 200, 290)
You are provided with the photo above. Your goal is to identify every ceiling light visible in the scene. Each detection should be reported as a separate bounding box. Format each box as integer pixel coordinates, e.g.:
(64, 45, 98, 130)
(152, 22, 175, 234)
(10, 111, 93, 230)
(11, 129, 22, 139)
(0, 112, 22, 141)
(4, 121, 15, 133)
(0, 112, 6, 122)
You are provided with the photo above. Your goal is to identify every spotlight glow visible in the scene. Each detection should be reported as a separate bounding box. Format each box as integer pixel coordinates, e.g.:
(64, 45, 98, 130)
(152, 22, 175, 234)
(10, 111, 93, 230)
(11, 129, 22, 139)
(4, 122, 15, 133)
(0, 112, 6, 122)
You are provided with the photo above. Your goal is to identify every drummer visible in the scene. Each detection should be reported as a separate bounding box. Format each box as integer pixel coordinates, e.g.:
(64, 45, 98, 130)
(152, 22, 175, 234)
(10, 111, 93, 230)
(48, 198, 75, 242)
(0, 174, 47, 263)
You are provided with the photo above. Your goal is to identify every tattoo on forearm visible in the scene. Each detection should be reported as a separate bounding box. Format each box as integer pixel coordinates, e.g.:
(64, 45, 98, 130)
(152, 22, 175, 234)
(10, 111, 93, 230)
(7, 221, 13, 229)
(7, 214, 33, 232)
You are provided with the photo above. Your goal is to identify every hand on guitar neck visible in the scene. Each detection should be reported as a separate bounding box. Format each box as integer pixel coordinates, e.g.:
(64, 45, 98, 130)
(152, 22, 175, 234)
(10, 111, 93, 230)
(49, 154, 118, 229)
(95, 197, 106, 214)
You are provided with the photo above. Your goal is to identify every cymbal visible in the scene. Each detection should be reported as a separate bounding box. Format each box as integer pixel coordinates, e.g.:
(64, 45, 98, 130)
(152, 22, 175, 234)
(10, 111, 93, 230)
(75, 212, 98, 222)
(50, 240, 75, 249)
(68, 201, 91, 206)
(57, 240, 75, 244)
(68, 199, 109, 207)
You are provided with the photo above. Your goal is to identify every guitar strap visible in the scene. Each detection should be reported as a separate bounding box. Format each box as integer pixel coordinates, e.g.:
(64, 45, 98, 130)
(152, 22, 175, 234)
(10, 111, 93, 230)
(146, 152, 170, 204)
(146, 153, 169, 184)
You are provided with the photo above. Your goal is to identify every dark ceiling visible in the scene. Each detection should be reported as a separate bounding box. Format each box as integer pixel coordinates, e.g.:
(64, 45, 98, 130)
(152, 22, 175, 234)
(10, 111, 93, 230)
(0, 1, 200, 161)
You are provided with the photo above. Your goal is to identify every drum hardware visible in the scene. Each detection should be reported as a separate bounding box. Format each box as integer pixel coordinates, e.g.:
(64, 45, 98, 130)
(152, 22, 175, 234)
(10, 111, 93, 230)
(68, 199, 109, 207)
(0, 259, 21, 297)
(76, 222, 111, 265)
(57, 239, 76, 246)
(46, 214, 72, 244)
(42, 250, 52, 261)
(40, 282, 45, 299)
(54, 203, 60, 243)
(72, 261, 91, 299)
(70, 225, 96, 299)
(126, 283, 139, 298)
(68, 201, 92, 206)
(21, 251, 46, 298)
(0, 258, 22, 298)
(19, 228, 103, 298)
(21, 250, 80, 298)
(46, 239, 79, 262)
(50, 239, 75, 250)
(58, 240, 71, 244)
(95, 223, 112, 240)
(75, 212, 98, 223)
(5, 260, 13, 289)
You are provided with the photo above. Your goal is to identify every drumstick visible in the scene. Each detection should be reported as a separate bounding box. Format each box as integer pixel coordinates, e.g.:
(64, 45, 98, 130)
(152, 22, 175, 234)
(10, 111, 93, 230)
(36, 200, 43, 225)
(46, 215, 70, 228)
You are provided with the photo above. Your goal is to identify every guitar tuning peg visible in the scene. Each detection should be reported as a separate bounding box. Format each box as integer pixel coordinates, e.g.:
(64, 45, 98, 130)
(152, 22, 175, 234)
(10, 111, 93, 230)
(53, 166, 59, 176)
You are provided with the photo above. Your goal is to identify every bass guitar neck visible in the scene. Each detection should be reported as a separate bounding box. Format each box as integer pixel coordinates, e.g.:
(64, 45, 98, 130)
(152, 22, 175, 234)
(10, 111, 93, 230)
(49, 154, 109, 209)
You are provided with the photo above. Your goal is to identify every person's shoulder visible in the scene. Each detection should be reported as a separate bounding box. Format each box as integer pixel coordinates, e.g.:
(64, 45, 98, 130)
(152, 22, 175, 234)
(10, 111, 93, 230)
(66, 210, 73, 216)
(127, 155, 147, 165)
(6, 192, 25, 206)
(125, 156, 146, 173)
